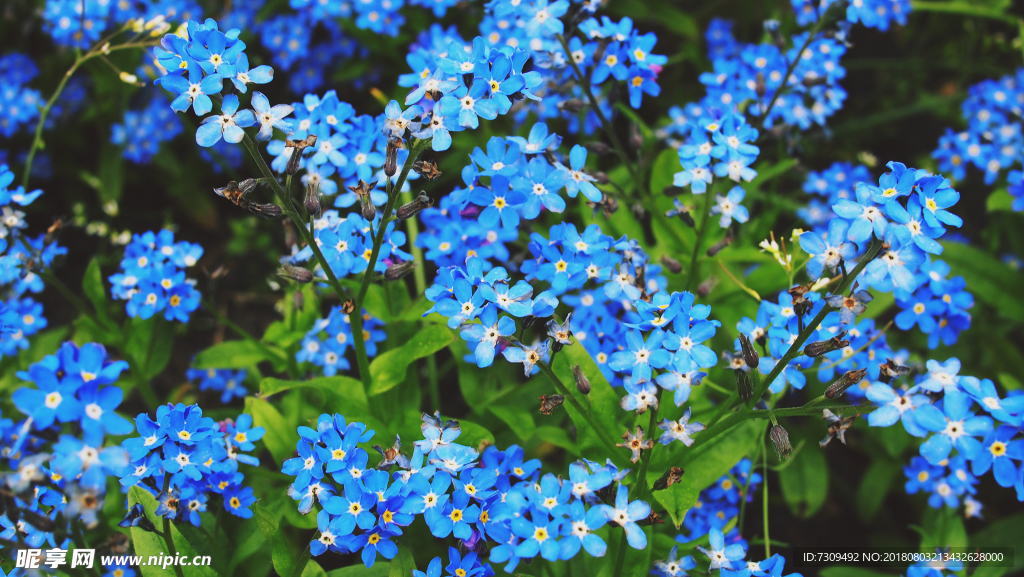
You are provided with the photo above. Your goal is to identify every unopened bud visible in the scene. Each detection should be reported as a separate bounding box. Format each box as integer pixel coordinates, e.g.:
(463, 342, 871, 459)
(878, 359, 910, 384)
(739, 334, 759, 369)
(736, 369, 753, 402)
(396, 193, 433, 219)
(538, 394, 565, 415)
(636, 511, 664, 527)
(660, 255, 682, 274)
(769, 424, 792, 460)
(303, 183, 321, 217)
(385, 138, 401, 176)
(571, 364, 591, 394)
(412, 158, 442, 181)
(341, 299, 355, 314)
(285, 135, 317, 175)
(278, 264, 313, 283)
(697, 276, 718, 298)
(803, 332, 849, 357)
(384, 260, 416, 281)
(652, 467, 684, 491)
(584, 142, 612, 156)
(293, 291, 305, 310)
(825, 368, 868, 399)
(756, 72, 766, 98)
(348, 180, 378, 221)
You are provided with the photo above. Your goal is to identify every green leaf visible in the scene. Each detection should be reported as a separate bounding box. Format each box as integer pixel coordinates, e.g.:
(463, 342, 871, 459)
(939, 241, 1024, 322)
(123, 316, 174, 379)
(649, 148, 681, 197)
(253, 502, 281, 541)
(195, 340, 281, 369)
(986, 189, 1014, 212)
(271, 524, 312, 577)
(82, 258, 114, 327)
(488, 404, 536, 442)
(998, 373, 1022, 391)
(532, 426, 580, 456)
(368, 324, 454, 395)
(856, 458, 898, 522)
(126, 487, 218, 577)
(920, 506, 968, 549)
(779, 443, 829, 518)
(550, 341, 625, 466)
(653, 420, 760, 527)
(455, 419, 495, 450)
(302, 561, 328, 577)
(244, 396, 297, 467)
(388, 547, 417, 577)
(261, 375, 370, 415)
(970, 512, 1024, 577)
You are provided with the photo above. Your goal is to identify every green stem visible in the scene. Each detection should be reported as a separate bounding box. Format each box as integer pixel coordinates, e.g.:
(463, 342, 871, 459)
(536, 359, 623, 459)
(22, 37, 160, 188)
(737, 429, 765, 535)
(400, 186, 441, 411)
(555, 33, 643, 196)
(348, 138, 428, 389)
(762, 442, 770, 558)
(758, 10, 833, 129)
(200, 298, 287, 364)
(612, 530, 629, 577)
(910, 0, 1018, 24)
(748, 237, 883, 404)
(632, 390, 662, 499)
(685, 191, 715, 292)
(159, 476, 187, 577)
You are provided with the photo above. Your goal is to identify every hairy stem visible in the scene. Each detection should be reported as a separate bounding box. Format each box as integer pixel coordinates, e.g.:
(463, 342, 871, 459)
(686, 190, 715, 292)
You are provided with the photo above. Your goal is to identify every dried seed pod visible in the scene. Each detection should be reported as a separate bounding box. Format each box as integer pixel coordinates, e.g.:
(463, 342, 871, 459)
(739, 333, 759, 369)
(384, 260, 416, 281)
(660, 255, 682, 274)
(736, 369, 754, 402)
(396, 193, 433, 219)
(303, 182, 321, 217)
(877, 358, 911, 384)
(384, 137, 401, 177)
(285, 135, 317, 175)
(769, 424, 792, 460)
(348, 179, 378, 221)
(341, 299, 356, 314)
(538, 394, 565, 415)
(706, 230, 735, 257)
(803, 331, 849, 357)
(756, 71, 766, 98)
(571, 364, 591, 394)
(652, 467, 684, 491)
(412, 158, 442, 181)
(278, 264, 313, 283)
(825, 368, 868, 399)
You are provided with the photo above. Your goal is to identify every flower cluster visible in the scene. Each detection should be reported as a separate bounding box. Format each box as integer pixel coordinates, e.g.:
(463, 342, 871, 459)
(0, 53, 42, 138)
(671, 112, 760, 195)
(42, 0, 193, 48)
(185, 367, 249, 403)
(108, 229, 204, 322)
(933, 68, 1024, 190)
(0, 165, 64, 358)
(297, 306, 387, 376)
(792, 0, 910, 30)
(678, 459, 762, 541)
(112, 93, 186, 164)
(1, 342, 131, 557)
(119, 403, 264, 523)
(284, 411, 654, 572)
(867, 357, 1024, 512)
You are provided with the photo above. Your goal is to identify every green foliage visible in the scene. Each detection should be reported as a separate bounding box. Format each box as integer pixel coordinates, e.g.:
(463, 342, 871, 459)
(368, 324, 454, 395)
(778, 442, 829, 519)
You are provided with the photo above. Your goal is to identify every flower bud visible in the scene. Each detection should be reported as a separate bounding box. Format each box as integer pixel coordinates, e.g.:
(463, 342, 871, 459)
(384, 260, 416, 281)
(706, 230, 735, 257)
(278, 264, 313, 284)
(629, 122, 643, 149)
(558, 98, 585, 113)
(825, 368, 868, 399)
(584, 142, 612, 156)
(348, 179, 378, 221)
(571, 364, 591, 395)
(652, 467, 684, 491)
(593, 171, 610, 185)
(396, 193, 433, 219)
(739, 333, 759, 369)
(770, 424, 792, 460)
(756, 71, 766, 98)
(538, 394, 565, 415)
(736, 369, 753, 402)
(303, 182, 321, 217)
(803, 331, 849, 357)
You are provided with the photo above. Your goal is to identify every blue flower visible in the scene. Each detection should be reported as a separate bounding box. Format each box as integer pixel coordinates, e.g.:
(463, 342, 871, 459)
(229, 53, 274, 93)
(711, 186, 749, 227)
(197, 94, 256, 147)
(251, 91, 294, 141)
(512, 157, 568, 219)
(609, 329, 672, 383)
(799, 219, 856, 279)
(594, 483, 650, 549)
(697, 527, 747, 570)
(913, 390, 992, 465)
(970, 425, 1024, 487)
(460, 305, 517, 367)
(160, 60, 222, 116)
